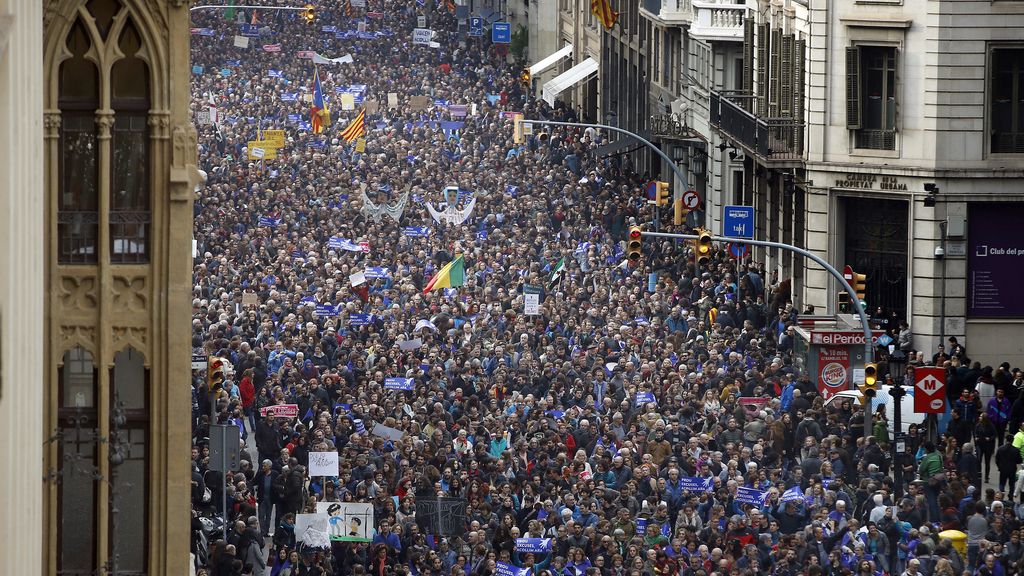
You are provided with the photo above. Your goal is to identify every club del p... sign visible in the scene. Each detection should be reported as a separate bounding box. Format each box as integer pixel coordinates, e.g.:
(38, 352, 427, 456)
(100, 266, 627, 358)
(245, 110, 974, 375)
(913, 367, 946, 414)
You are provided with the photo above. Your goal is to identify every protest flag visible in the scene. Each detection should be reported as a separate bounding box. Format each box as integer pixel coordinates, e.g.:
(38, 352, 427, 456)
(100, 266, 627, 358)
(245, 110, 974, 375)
(340, 108, 366, 143)
(423, 255, 465, 294)
(311, 67, 330, 134)
(549, 257, 565, 286)
(591, 0, 619, 30)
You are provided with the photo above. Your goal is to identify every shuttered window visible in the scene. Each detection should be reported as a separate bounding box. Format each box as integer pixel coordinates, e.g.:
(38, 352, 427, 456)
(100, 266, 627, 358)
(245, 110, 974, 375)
(848, 45, 898, 150)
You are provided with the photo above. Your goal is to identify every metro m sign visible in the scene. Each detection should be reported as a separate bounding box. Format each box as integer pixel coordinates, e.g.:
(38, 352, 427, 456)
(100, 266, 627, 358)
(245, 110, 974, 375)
(914, 367, 946, 414)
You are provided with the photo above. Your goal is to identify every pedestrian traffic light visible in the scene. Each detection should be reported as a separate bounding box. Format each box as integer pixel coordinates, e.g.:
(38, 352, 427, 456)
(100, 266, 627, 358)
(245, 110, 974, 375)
(862, 363, 878, 397)
(673, 199, 687, 226)
(655, 181, 670, 206)
(837, 292, 850, 313)
(301, 4, 316, 24)
(694, 228, 712, 267)
(520, 68, 531, 88)
(627, 226, 643, 262)
(208, 356, 225, 390)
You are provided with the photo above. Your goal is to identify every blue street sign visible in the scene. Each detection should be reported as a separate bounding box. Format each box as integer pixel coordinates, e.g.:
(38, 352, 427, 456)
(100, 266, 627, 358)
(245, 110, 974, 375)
(723, 205, 755, 239)
(469, 16, 483, 37)
(876, 333, 894, 347)
(492, 21, 511, 44)
(728, 243, 750, 260)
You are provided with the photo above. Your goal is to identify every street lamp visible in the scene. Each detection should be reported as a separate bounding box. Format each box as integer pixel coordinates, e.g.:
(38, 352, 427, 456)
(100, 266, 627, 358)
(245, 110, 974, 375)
(888, 350, 908, 500)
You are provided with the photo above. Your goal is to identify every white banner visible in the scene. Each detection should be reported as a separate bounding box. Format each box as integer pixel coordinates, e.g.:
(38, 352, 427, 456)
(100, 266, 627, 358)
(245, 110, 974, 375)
(308, 451, 339, 476)
(412, 28, 432, 46)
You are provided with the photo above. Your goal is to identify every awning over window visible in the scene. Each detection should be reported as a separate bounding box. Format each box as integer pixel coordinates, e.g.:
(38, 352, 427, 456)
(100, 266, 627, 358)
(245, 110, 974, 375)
(529, 44, 573, 76)
(541, 57, 599, 106)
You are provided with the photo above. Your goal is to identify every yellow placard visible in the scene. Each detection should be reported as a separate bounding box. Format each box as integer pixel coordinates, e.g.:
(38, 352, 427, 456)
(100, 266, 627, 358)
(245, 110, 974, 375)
(263, 130, 285, 146)
(248, 147, 277, 160)
(248, 139, 281, 150)
(355, 138, 366, 153)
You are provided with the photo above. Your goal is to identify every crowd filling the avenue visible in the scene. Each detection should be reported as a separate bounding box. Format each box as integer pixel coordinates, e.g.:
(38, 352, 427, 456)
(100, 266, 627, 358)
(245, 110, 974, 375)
(187, 2, 1024, 575)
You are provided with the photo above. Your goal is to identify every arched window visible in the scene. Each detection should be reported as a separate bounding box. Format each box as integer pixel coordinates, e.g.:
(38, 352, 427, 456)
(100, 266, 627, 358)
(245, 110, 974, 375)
(58, 347, 97, 574)
(110, 347, 149, 573)
(58, 19, 99, 263)
(110, 19, 150, 263)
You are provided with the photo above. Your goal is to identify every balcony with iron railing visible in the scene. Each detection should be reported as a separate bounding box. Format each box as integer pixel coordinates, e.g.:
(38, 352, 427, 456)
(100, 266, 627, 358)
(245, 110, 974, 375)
(689, 0, 750, 41)
(709, 90, 804, 163)
(640, 0, 695, 25)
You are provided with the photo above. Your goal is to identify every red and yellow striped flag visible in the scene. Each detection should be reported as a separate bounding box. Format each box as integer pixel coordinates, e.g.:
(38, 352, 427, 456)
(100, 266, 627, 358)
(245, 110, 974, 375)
(340, 108, 366, 143)
(591, 0, 618, 30)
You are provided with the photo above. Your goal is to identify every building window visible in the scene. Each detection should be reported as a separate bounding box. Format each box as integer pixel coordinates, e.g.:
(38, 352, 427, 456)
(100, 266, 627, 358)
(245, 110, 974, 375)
(846, 45, 898, 150)
(59, 20, 99, 264)
(991, 47, 1024, 154)
(110, 20, 151, 263)
(58, 347, 97, 575)
(111, 348, 149, 574)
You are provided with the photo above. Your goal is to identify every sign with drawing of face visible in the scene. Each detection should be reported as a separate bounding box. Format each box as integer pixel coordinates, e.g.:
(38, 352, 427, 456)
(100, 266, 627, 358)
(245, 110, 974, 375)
(317, 502, 374, 541)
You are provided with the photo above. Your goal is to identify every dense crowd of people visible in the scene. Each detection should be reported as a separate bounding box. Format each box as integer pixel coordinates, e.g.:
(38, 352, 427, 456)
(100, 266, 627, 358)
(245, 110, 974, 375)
(187, 2, 1024, 576)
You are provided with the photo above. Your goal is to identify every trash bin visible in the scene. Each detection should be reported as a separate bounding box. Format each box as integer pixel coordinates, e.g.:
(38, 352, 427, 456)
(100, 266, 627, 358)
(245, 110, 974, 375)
(939, 529, 967, 556)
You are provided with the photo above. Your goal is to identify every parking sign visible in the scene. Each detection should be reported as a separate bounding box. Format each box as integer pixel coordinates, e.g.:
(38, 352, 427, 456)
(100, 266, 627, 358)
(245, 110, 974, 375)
(492, 22, 511, 44)
(723, 205, 755, 239)
(469, 17, 483, 37)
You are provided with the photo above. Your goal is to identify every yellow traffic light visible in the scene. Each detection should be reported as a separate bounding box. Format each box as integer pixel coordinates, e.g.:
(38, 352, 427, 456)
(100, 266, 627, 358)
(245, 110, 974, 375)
(520, 68, 531, 87)
(852, 271, 867, 304)
(694, 228, 712, 267)
(627, 226, 643, 262)
(655, 181, 670, 206)
(208, 356, 225, 390)
(301, 4, 316, 24)
(673, 198, 687, 226)
(863, 363, 878, 397)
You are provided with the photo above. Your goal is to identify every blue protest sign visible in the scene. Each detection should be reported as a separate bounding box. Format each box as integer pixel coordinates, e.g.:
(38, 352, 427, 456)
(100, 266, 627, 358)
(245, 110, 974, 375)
(635, 391, 656, 407)
(268, 69, 283, 78)
(403, 226, 431, 238)
(192, 65, 204, 75)
(327, 237, 362, 251)
(258, 216, 281, 227)
(239, 23, 259, 37)
(220, 68, 232, 77)
(364, 267, 390, 279)
(384, 377, 415, 391)
(469, 16, 483, 37)
(735, 486, 767, 506)
(780, 485, 804, 503)
(514, 538, 551, 553)
(492, 22, 511, 44)
(314, 304, 338, 318)
(679, 476, 714, 493)
(636, 517, 647, 534)
(349, 313, 372, 326)
(280, 92, 298, 101)
(723, 205, 755, 239)
(495, 562, 528, 576)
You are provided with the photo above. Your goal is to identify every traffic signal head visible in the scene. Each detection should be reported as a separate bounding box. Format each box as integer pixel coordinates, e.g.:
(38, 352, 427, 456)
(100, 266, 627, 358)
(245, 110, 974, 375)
(520, 68, 531, 87)
(852, 271, 867, 304)
(655, 181, 670, 206)
(837, 292, 850, 313)
(627, 226, 643, 262)
(208, 356, 225, 390)
(673, 198, 687, 226)
(695, 228, 712, 266)
(863, 363, 878, 397)
(302, 4, 316, 24)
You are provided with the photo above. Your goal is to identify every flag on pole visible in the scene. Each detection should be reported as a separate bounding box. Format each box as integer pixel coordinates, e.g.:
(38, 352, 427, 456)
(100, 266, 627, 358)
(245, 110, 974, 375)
(251, 9, 259, 24)
(423, 255, 465, 294)
(549, 257, 566, 286)
(224, 0, 236, 20)
(591, 0, 619, 30)
(311, 68, 330, 134)
(340, 108, 366, 143)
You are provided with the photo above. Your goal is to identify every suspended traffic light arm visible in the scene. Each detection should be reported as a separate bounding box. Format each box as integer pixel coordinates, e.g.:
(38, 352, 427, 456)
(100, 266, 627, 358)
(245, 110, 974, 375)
(642, 230, 875, 363)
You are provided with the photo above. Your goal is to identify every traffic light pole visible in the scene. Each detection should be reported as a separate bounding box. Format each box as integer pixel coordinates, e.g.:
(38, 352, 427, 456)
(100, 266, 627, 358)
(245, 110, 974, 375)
(521, 120, 694, 229)
(642, 231, 875, 364)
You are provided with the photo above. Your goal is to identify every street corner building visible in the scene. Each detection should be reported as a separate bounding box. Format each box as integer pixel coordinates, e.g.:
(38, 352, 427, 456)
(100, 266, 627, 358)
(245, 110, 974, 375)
(0, 0, 200, 574)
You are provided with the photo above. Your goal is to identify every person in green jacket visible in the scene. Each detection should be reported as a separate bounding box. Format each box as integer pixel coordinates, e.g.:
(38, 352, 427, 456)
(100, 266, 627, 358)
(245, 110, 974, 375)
(1012, 422, 1024, 461)
(873, 410, 890, 447)
(918, 441, 943, 522)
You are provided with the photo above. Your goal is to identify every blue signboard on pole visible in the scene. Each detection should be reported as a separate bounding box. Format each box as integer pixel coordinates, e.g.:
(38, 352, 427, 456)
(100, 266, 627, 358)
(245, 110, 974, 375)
(492, 21, 511, 44)
(469, 16, 483, 37)
(723, 205, 755, 239)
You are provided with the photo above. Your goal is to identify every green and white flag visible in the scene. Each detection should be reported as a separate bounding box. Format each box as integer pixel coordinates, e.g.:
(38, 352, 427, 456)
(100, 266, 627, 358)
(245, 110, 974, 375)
(549, 257, 565, 286)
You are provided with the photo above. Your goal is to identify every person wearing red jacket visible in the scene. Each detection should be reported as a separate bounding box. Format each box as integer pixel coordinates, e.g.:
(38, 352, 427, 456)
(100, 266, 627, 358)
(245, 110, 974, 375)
(239, 368, 256, 431)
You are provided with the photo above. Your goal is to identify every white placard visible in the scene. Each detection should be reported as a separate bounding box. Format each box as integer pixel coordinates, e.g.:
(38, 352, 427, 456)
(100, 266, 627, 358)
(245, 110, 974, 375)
(349, 271, 366, 287)
(317, 502, 374, 541)
(524, 293, 540, 315)
(388, 93, 399, 108)
(250, 147, 265, 159)
(852, 368, 866, 385)
(341, 93, 355, 111)
(412, 28, 432, 45)
(417, 15, 426, 28)
(372, 423, 405, 441)
(308, 451, 339, 477)
(351, 0, 366, 6)
(397, 338, 423, 351)
(233, 35, 249, 48)
(294, 513, 329, 544)
(196, 108, 211, 125)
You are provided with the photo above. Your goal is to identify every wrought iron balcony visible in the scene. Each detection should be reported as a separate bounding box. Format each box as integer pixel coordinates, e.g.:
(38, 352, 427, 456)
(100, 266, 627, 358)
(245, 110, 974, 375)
(709, 90, 804, 163)
(689, 0, 749, 41)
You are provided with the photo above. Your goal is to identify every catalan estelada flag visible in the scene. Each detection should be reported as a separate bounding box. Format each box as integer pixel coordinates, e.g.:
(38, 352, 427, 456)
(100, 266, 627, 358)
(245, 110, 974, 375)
(591, 0, 618, 30)
(340, 108, 366, 143)
(423, 255, 465, 294)
(311, 68, 329, 134)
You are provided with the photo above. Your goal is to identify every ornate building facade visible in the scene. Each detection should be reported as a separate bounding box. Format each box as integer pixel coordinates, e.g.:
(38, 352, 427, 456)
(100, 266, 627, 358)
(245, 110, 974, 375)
(2, 0, 200, 574)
